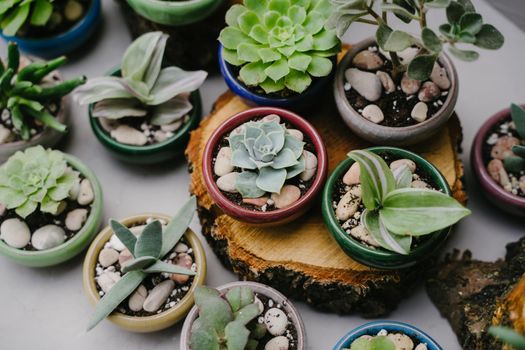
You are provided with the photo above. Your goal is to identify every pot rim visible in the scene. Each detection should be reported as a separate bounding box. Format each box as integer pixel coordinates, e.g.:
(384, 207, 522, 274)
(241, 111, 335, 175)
(322, 146, 452, 268)
(82, 213, 207, 332)
(0, 152, 103, 262)
(202, 106, 328, 223)
(332, 321, 442, 350)
(180, 281, 306, 350)
(471, 105, 525, 207)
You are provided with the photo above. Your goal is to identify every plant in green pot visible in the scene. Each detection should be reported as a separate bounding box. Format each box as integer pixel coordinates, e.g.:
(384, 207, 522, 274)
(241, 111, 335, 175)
(117, 0, 228, 71)
(218, 0, 341, 110)
(0, 146, 103, 267)
(328, 0, 504, 145)
(322, 148, 470, 269)
(0, 42, 86, 161)
(74, 31, 207, 164)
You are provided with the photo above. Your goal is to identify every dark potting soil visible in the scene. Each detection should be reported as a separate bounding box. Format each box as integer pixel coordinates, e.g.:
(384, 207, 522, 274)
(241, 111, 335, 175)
(211, 118, 316, 212)
(332, 152, 439, 250)
(18, 0, 92, 39)
(0, 174, 92, 251)
(345, 46, 448, 128)
(482, 115, 525, 197)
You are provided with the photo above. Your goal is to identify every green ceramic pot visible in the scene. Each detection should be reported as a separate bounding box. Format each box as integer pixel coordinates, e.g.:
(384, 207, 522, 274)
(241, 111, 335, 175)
(0, 153, 103, 267)
(89, 68, 202, 165)
(321, 147, 452, 270)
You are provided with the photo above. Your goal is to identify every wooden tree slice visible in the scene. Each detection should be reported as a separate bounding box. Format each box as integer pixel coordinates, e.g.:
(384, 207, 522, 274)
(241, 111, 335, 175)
(186, 52, 466, 316)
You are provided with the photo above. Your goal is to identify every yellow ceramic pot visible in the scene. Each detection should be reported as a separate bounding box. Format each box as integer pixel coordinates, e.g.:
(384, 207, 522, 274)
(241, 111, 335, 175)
(82, 213, 206, 332)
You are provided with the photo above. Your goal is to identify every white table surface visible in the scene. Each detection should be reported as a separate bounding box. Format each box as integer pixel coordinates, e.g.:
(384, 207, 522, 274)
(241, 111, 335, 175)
(1, 1, 524, 349)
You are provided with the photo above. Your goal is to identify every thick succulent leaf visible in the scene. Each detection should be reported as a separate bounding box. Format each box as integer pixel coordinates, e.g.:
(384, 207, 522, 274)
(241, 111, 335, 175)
(511, 104, 525, 139)
(0, 187, 27, 210)
(296, 34, 314, 52)
(289, 5, 307, 24)
(143, 260, 196, 275)
(383, 30, 415, 52)
(236, 171, 267, 198)
(225, 4, 247, 28)
(421, 27, 442, 53)
(150, 95, 192, 126)
(265, 58, 290, 82)
(448, 46, 479, 61)
(503, 155, 525, 173)
(121, 32, 162, 84)
(260, 77, 285, 93)
(222, 47, 246, 66)
(474, 24, 504, 50)
(226, 287, 255, 312)
(239, 62, 268, 86)
(268, 0, 290, 14)
(231, 147, 257, 169)
(285, 69, 312, 93)
(391, 0, 416, 23)
(488, 327, 525, 349)
(30, 0, 53, 26)
(446, 1, 465, 24)
(220, 27, 255, 49)
(15, 199, 37, 219)
(381, 3, 418, 21)
(347, 150, 396, 210)
(143, 33, 168, 92)
(381, 188, 471, 236)
(288, 52, 312, 72)
(258, 47, 281, 63)
(234, 303, 261, 325)
(110, 219, 137, 255)
(238, 42, 263, 62)
(424, 0, 451, 8)
(286, 155, 306, 179)
(149, 67, 207, 106)
(133, 220, 162, 258)
(312, 30, 339, 51)
(308, 55, 333, 77)
(272, 148, 300, 169)
(248, 24, 269, 44)
(376, 24, 393, 51)
(256, 167, 287, 193)
(408, 54, 437, 80)
(196, 291, 234, 335)
(160, 196, 196, 257)
(87, 270, 146, 331)
(1, 3, 30, 36)
(74, 77, 133, 105)
(459, 12, 482, 35)
(92, 99, 147, 119)
(393, 165, 412, 189)
(189, 319, 221, 350)
(121, 256, 157, 273)
(245, 0, 267, 12)
(225, 321, 250, 350)
(361, 209, 412, 255)
(238, 10, 260, 34)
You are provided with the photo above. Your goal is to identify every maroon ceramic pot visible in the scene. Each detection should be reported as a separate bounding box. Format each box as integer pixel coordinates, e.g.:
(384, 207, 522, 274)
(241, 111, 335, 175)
(202, 107, 328, 225)
(471, 106, 525, 216)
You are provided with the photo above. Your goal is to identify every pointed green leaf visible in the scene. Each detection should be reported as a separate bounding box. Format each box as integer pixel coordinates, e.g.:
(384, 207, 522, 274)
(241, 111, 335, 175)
(1, 3, 30, 36)
(225, 320, 250, 350)
(121, 256, 157, 273)
(161, 196, 196, 257)
(256, 167, 287, 193)
(362, 209, 411, 255)
(511, 104, 525, 139)
(393, 165, 412, 189)
(288, 52, 312, 72)
(260, 77, 285, 94)
(237, 43, 262, 62)
(265, 58, 290, 82)
(236, 171, 266, 198)
(258, 48, 281, 63)
(488, 327, 525, 349)
(284, 69, 312, 93)
(226, 287, 254, 312)
(234, 303, 261, 325)
(240, 62, 269, 86)
(190, 319, 221, 350)
(133, 220, 162, 258)
(30, 0, 53, 26)
(143, 260, 196, 275)
(109, 219, 137, 255)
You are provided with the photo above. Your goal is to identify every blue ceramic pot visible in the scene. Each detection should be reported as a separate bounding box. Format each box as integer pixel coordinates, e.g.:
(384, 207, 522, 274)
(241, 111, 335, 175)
(0, 0, 101, 58)
(218, 44, 336, 111)
(333, 321, 443, 350)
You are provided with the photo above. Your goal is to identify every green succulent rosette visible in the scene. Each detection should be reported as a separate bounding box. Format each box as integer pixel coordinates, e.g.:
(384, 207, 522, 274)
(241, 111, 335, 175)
(219, 0, 340, 94)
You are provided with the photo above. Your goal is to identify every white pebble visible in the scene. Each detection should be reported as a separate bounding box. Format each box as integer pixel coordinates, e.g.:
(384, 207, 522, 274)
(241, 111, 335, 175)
(0, 218, 31, 248)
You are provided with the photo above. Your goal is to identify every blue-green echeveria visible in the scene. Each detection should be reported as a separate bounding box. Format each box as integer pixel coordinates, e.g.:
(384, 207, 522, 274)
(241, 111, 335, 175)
(0, 146, 79, 218)
(229, 119, 305, 197)
(219, 0, 340, 94)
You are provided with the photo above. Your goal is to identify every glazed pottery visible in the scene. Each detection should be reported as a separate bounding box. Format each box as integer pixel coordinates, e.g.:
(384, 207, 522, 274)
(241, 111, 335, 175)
(471, 106, 525, 216)
(219, 44, 336, 111)
(180, 281, 306, 349)
(322, 147, 452, 270)
(334, 37, 458, 146)
(0, 153, 103, 267)
(82, 213, 207, 332)
(333, 321, 442, 350)
(202, 107, 328, 225)
(89, 67, 202, 164)
(0, 0, 102, 58)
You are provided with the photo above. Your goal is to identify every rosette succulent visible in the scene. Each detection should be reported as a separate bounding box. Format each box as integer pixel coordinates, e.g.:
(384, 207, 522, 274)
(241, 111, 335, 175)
(503, 104, 525, 174)
(229, 119, 305, 197)
(219, 0, 341, 94)
(190, 285, 266, 350)
(0, 146, 80, 218)
(74, 31, 207, 126)
(345, 335, 395, 350)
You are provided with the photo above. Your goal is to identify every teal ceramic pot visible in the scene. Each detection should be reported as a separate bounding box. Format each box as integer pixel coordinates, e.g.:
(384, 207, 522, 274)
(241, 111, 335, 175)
(0, 153, 103, 267)
(321, 146, 452, 270)
(88, 68, 202, 165)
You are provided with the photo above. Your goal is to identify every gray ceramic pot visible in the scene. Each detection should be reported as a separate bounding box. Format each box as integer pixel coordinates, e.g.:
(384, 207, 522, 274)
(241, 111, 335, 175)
(180, 281, 306, 349)
(334, 37, 458, 146)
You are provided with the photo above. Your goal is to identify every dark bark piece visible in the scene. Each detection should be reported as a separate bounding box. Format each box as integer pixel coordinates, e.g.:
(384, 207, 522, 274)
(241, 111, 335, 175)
(427, 238, 525, 349)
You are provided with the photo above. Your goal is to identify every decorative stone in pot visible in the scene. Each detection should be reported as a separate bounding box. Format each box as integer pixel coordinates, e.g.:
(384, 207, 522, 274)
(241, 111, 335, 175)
(0, 42, 86, 162)
(117, 0, 228, 71)
(0, 0, 102, 58)
(75, 31, 206, 164)
(202, 107, 328, 225)
(333, 321, 442, 350)
(82, 197, 206, 332)
(217, 0, 341, 110)
(471, 104, 525, 217)
(321, 147, 470, 269)
(180, 281, 306, 350)
(0, 146, 103, 267)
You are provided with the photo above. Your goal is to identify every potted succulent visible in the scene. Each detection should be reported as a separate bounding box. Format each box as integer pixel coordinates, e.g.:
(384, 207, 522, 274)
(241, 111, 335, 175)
(74, 31, 207, 164)
(82, 196, 207, 332)
(0, 146, 103, 267)
(202, 107, 328, 225)
(333, 321, 442, 350)
(117, 0, 228, 71)
(180, 281, 306, 350)
(328, 0, 504, 145)
(471, 104, 525, 217)
(489, 326, 525, 349)
(322, 147, 470, 269)
(218, 0, 341, 110)
(0, 0, 101, 58)
(0, 42, 86, 161)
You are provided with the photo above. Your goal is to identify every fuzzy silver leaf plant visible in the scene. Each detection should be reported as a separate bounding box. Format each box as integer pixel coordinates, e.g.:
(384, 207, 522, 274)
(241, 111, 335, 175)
(229, 119, 305, 197)
(502, 104, 525, 174)
(219, 0, 341, 94)
(0, 146, 80, 219)
(75, 31, 207, 126)
(190, 285, 267, 350)
(345, 335, 395, 350)
(489, 326, 525, 350)
(347, 150, 470, 254)
(87, 197, 197, 330)
(327, 0, 504, 80)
